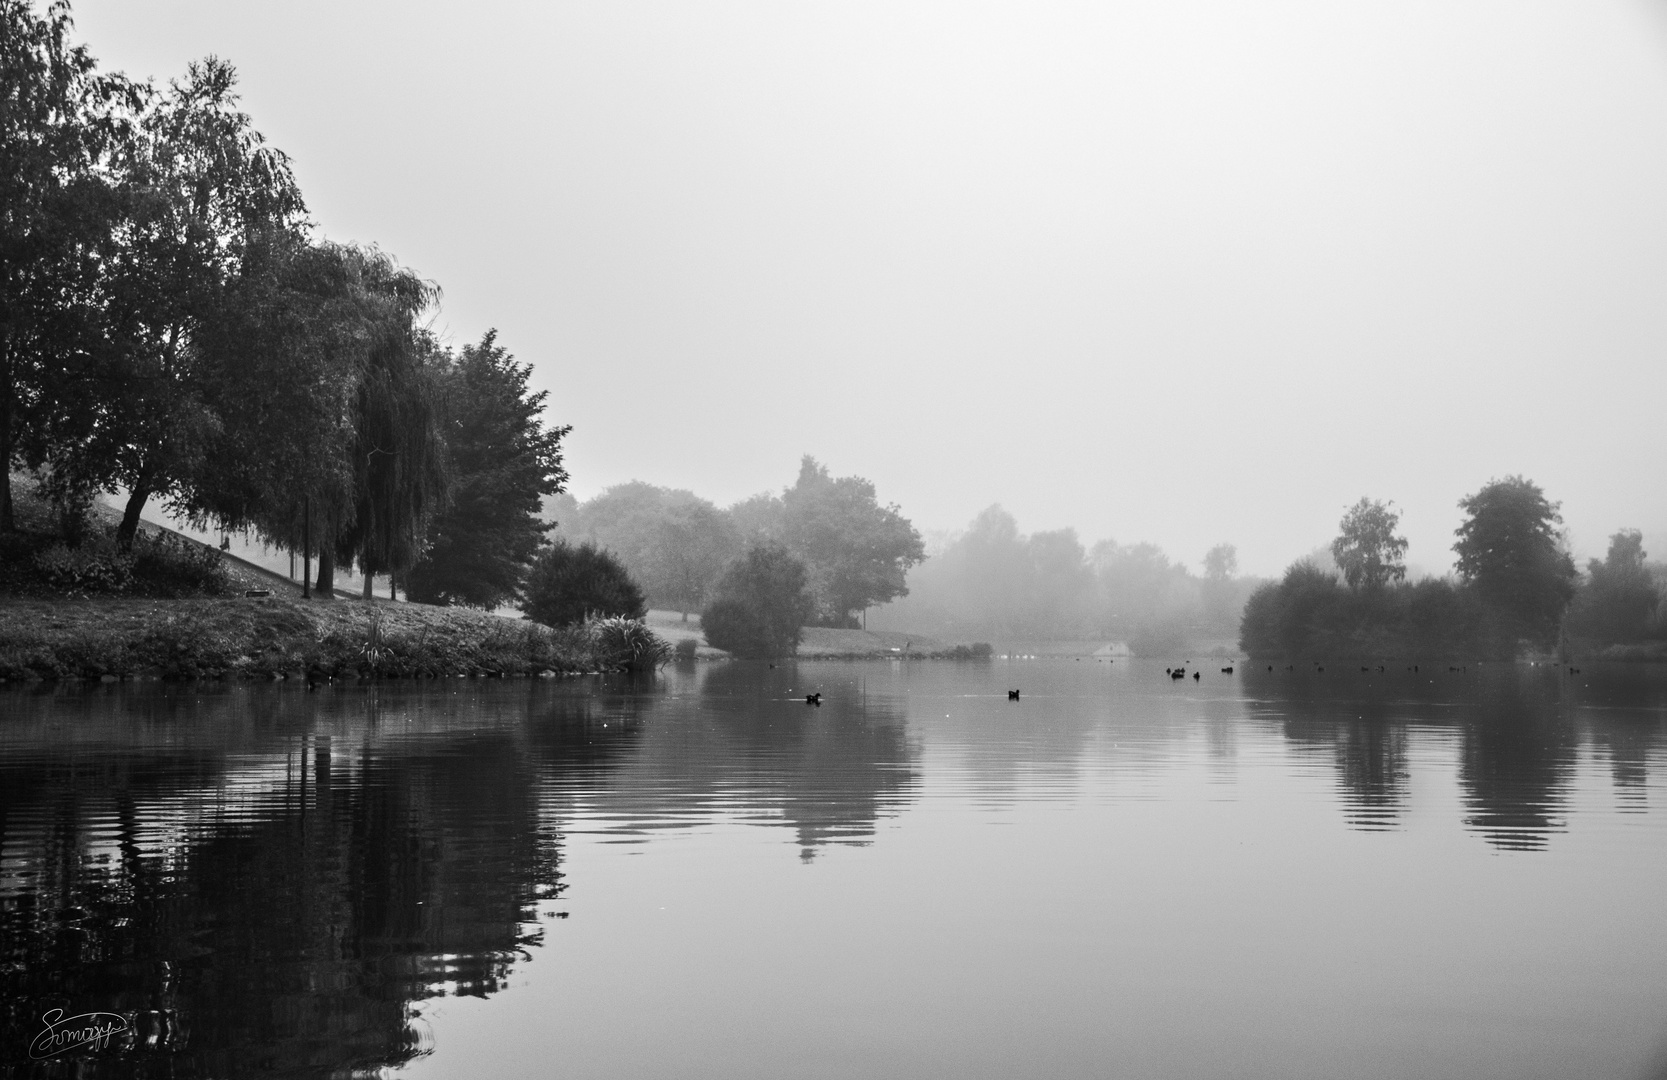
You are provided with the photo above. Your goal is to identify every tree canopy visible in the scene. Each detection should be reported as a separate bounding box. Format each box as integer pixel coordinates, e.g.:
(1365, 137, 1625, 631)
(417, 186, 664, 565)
(1331, 498, 1408, 591)
(403, 330, 569, 608)
(776, 456, 925, 626)
(1453, 476, 1576, 649)
(1, 6, 571, 609)
(699, 543, 814, 658)
(523, 540, 645, 627)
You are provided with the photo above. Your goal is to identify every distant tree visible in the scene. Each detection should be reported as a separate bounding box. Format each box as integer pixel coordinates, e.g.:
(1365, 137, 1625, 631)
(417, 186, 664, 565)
(567, 481, 672, 575)
(648, 500, 740, 620)
(1090, 538, 1200, 652)
(1025, 527, 1095, 634)
(565, 482, 739, 615)
(727, 490, 783, 543)
(1453, 476, 1576, 649)
(1201, 542, 1244, 633)
(1564, 529, 1661, 646)
(1331, 498, 1408, 591)
(1203, 544, 1238, 582)
(403, 330, 569, 608)
(523, 540, 645, 627)
(777, 456, 925, 626)
(699, 543, 814, 658)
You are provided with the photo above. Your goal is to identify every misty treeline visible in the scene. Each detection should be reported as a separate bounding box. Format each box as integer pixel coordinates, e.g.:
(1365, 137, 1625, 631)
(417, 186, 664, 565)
(868, 506, 1260, 652)
(547, 456, 925, 633)
(1240, 477, 1667, 662)
(1, 4, 566, 604)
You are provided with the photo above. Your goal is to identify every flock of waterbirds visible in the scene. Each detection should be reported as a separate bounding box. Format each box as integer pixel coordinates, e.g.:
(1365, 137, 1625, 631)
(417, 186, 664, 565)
(784, 654, 1590, 709)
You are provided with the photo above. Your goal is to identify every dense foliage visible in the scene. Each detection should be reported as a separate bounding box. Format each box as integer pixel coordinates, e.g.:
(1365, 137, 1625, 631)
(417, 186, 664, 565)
(1563, 530, 1666, 654)
(522, 540, 646, 627)
(1, 4, 568, 604)
(1331, 498, 1408, 591)
(1453, 476, 1577, 650)
(554, 456, 923, 628)
(557, 482, 740, 618)
(699, 544, 815, 659)
(1240, 478, 1617, 661)
(1238, 564, 1496, 661)
(403, 331, 569, 608)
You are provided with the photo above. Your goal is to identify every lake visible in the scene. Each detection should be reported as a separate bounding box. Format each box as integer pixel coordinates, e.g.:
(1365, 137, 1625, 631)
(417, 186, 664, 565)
(3, 659, 1666, 1078)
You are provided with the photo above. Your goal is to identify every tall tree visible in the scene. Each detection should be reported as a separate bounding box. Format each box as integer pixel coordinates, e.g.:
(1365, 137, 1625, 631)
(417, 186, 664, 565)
(1564, 529, 1660, 646)
(403, 330, 569, 609)
(1453, 476, 1576, 649)
(184, 242, 444, 597)
(53, 57, 305, 548)
(1203, 544, 1238, 582)
(777, 456, 925, 627)
(1331, 498, 1408, 591)
(0, 0, 135, 530)
(646, 500, 740, 620)
(564, 482, 739, 615)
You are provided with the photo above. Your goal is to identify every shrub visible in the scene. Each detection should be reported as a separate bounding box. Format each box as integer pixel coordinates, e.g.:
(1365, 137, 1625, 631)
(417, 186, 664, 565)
(1238, 561, 1503, 661)
(674, 637, 698, 662)
(33, 541, 135, 593)
(523, 540, 646, 627)
(591, 616, 671, 672)
(130, 531, 230, 596)
(699, 543, 814, 659)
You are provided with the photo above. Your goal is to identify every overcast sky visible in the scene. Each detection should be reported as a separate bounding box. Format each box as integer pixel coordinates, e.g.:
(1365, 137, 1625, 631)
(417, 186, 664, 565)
(73, 0, 1667, 576)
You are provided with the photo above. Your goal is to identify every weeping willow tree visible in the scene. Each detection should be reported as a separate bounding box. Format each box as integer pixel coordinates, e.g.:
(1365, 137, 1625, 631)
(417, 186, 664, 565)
(187, 241, 447, 596)
(337, 324, 448, 597)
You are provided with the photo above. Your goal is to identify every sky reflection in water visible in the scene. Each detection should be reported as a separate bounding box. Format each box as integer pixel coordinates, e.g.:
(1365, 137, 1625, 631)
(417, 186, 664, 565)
(2, 660, 1665, 1079)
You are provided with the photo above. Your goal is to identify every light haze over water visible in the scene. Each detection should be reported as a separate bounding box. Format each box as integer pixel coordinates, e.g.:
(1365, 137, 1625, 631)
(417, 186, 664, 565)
(68, 0, 1667, 574)
(4, 663, 1666, 1077)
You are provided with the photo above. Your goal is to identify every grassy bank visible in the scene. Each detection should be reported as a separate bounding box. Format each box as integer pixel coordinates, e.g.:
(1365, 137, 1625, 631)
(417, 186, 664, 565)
(0, 595, 665, 683)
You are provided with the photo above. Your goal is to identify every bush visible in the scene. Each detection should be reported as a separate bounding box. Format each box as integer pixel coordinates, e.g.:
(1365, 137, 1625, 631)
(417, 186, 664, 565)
(1238, 562, 1502, 661)
(591, 616, 671, 672)
(523, 540, 646, 627)
(130, 531, 231, 595)
(699, 543, 814, 659)
(24, 529, 228, 597)
(674, 637, 698, 662)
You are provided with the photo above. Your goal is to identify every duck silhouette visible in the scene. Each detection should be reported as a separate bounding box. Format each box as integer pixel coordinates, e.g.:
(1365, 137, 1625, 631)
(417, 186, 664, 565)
(1007, 689, 1021, 700)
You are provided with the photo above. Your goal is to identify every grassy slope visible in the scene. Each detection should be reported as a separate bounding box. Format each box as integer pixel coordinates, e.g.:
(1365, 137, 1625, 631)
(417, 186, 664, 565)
(644, 609, 951, 659)
(0, 595, 599, 681)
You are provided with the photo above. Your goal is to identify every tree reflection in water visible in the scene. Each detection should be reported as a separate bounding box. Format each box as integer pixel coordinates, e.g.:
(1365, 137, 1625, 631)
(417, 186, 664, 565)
(543, 662, 920, 861)
(0, 682, 635, 1078)
(2, 662, 1662, 1074)
(1241, 663, 1667, 848)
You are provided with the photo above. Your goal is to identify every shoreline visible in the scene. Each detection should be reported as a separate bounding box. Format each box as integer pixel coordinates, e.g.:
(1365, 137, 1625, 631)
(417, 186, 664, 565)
(0, 595, 609, 683)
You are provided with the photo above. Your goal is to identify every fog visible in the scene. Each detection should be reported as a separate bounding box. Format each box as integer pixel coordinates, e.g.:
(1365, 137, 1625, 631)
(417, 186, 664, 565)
(73, 0, 1667, 575)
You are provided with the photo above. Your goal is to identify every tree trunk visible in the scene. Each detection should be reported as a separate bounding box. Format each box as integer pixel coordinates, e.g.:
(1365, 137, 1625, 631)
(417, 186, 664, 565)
(315, 513, 335, 596)
(1, 331, 14, 533)
(362, 572, 373, 600)
(117, 482, 150, 550)
(302, 498, 312, 599)
(316, 543, 335, 596)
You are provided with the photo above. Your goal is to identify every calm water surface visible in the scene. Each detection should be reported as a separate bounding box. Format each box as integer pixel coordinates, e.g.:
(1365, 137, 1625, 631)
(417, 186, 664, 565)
(3, 660, 1666, 1078)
